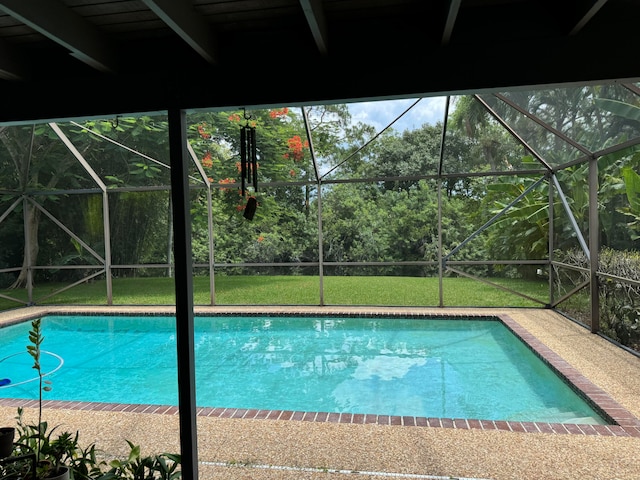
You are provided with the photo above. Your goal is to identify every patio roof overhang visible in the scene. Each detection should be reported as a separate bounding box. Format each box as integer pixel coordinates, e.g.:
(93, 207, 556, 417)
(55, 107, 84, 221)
(0, 0, 639, 123)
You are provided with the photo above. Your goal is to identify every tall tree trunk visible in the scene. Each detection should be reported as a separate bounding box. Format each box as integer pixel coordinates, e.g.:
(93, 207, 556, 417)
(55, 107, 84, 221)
(9, 200, 39, 289)
(1, 125, 39, 290)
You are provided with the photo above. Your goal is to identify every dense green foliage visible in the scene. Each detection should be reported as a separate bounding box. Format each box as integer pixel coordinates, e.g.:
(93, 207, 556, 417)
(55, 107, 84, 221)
(1, 86, 640, 351)
(1, 95, 639, 285)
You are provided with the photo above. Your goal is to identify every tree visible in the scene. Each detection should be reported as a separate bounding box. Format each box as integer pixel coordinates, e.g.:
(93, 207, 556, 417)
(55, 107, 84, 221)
(319, 121, 481, 274)
(449, 87, 640, 268)
(0, 115, 177, 289)
(0, 123, 94, 288)
(185, 106, 357, 270)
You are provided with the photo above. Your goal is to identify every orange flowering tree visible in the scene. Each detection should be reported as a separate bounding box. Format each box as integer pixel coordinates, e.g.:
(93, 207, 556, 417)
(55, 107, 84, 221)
(186, 107, 319, 267)
(182, 104, 359, 268)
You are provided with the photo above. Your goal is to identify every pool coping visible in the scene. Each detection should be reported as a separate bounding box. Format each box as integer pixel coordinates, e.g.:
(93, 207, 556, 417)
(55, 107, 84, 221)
(1, 306, 640, 438)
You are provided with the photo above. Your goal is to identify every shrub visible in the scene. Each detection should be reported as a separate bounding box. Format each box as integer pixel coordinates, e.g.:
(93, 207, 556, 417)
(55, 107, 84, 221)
(555, 247, 640, 352)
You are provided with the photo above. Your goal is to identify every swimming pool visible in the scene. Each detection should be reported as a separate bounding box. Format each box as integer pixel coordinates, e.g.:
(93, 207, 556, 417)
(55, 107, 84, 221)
(0, 314, 608, 424)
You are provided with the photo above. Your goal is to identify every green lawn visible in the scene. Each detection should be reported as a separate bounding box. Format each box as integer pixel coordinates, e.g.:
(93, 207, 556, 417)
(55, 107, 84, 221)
(0, 275, 549, 311)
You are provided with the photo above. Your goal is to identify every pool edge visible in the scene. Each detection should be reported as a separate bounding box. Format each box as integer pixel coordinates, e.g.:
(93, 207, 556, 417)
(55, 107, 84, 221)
(2, 306, 640, 438)
(2, 397, 639, 437)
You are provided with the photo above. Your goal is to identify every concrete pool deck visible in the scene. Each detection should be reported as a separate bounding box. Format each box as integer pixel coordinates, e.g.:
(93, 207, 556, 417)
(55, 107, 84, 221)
(1, 305, 640, 479)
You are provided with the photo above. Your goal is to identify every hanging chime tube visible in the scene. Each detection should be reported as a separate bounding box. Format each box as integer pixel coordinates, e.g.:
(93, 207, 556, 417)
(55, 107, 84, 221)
(240, 126, 247, 196)
(246, 126, 252, 187)
(250, 126, 257, 192)
(240, 119, 258, 198)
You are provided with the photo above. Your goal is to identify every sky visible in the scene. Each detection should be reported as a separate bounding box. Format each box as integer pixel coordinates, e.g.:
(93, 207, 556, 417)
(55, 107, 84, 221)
(347, 97, 447, 133)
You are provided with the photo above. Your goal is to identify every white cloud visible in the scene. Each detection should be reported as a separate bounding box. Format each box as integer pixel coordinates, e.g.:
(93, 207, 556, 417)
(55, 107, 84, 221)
(348, 97, 446, 133)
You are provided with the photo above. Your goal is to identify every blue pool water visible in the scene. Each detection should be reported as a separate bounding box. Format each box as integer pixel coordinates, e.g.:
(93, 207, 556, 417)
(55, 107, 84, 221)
(0, 315, 606, 424)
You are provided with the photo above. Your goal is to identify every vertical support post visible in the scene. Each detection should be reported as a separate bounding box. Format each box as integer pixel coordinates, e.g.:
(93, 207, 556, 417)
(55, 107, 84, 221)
(437, 96, 450, 308)
(589, 156, 600, 333)
(207, 187, 215, 305)
(437, 180, 444, 307)
(317, 182, 324, 306)
(167, 197, 174, 278)
(168, 107, 199, 480)
(547, 173, 554, 307)
(102, 191, 113, 305)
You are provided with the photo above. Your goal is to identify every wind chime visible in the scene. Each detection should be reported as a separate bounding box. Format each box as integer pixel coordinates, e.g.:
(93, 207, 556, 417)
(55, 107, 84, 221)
(240, 108, 258, 220)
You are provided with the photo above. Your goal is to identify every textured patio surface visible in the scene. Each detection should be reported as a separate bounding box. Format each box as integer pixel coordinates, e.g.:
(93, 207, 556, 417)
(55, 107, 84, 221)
(2, 306, 640, 479)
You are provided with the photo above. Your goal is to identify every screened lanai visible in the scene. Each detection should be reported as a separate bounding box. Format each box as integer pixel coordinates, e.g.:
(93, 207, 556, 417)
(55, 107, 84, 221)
(1, 3, 640, 479)
(1, 82, 640, 356)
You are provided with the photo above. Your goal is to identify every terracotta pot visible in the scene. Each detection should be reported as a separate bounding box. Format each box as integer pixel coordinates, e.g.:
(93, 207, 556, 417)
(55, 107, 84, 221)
(0, 427, 15, 458)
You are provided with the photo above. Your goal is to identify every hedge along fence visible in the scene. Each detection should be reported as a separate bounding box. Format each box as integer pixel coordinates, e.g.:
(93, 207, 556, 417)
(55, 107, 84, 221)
(555, 247, 640, 353)
(598, 248, 640, 352)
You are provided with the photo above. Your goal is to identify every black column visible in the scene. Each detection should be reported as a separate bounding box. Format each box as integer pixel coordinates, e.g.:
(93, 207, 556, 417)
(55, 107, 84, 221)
(168, 107, 199, 479)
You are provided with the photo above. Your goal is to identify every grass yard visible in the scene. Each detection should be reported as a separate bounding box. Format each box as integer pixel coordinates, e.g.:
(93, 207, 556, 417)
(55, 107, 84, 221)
(0, 275, 549, 311)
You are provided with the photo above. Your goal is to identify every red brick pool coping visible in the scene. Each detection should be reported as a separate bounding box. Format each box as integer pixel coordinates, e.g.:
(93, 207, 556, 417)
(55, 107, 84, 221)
(2, 309, 640, 438)
(1, 398, 639, 437)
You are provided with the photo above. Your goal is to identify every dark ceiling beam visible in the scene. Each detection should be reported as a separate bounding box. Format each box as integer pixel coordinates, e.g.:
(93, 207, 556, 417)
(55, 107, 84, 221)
(0, 0, 116, 73)
(141, 0, 217, 64)
(0, 38, 25, 81)
(4, 30, 640, 127)
(442, 0, 462, 46)
(300, 0, 328, 55)
(569, 0, 609, 35)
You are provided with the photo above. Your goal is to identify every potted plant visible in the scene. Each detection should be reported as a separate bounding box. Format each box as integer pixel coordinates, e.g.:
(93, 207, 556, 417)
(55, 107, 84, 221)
(13, 407, 108, 480)
(12, 411, 68, 480)
(0, 426, 15, 458)
(37, 431, 76, 480)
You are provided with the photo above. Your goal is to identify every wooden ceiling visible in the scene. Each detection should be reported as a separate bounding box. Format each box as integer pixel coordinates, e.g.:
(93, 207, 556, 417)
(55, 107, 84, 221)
(0, 0, 638, 123)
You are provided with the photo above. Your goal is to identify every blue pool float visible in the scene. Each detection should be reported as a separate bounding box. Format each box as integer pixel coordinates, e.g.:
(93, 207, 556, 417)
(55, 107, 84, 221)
(0, 379, 10, 386)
